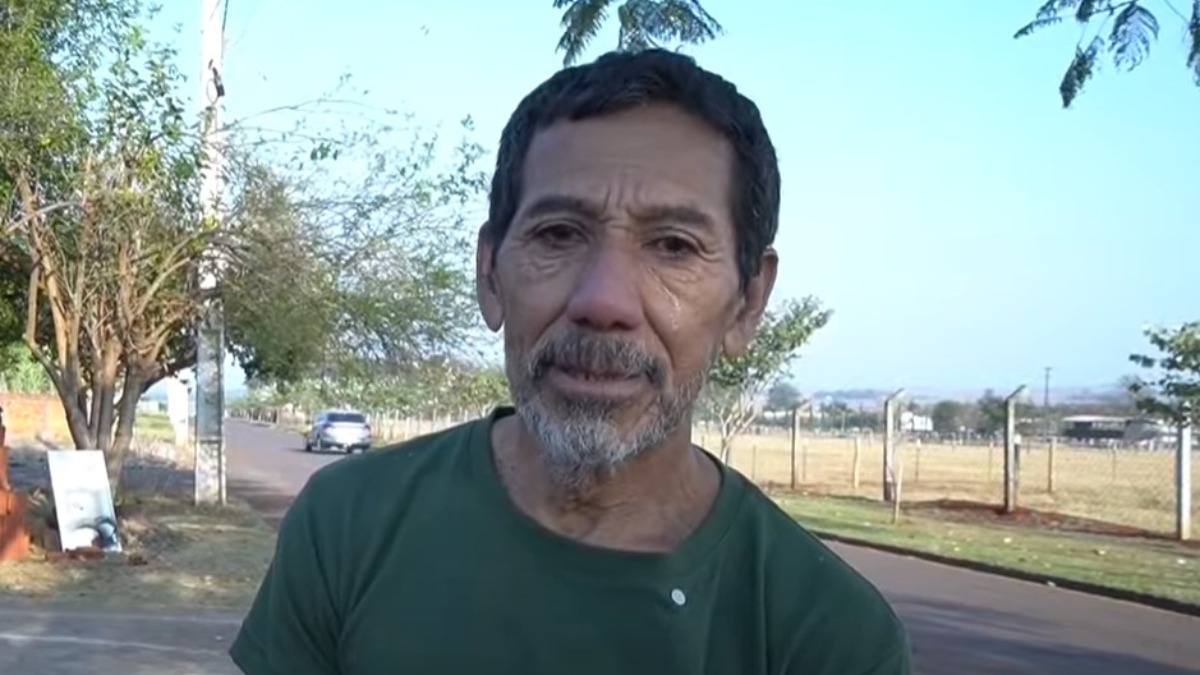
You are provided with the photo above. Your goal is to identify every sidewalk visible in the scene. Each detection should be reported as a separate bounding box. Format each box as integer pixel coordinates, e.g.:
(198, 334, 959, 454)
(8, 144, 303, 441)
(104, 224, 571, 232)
(0, 601, 244, 675)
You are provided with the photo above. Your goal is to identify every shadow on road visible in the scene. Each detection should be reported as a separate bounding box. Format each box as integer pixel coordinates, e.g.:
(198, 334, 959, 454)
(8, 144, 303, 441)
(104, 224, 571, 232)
(0, 602, 241, 675)
(899, 596, 1198, 675)
(226, 477, 295, 530)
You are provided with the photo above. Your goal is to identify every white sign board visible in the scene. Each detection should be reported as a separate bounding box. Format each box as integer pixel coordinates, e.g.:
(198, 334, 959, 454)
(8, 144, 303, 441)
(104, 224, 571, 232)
(165, 376, 191, 446)
(46, 450, 122, 553)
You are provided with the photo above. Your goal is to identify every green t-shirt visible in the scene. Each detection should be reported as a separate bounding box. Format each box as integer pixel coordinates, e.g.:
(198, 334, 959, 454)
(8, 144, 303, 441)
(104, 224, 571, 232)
(230, 408, 909, 675)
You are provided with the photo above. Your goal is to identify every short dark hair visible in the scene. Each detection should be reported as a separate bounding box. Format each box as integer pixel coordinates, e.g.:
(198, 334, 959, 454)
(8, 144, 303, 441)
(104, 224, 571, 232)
(487, 49, 780, 287)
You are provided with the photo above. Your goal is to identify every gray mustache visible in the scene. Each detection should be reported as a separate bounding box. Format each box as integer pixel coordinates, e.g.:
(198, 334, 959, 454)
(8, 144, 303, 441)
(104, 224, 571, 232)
(530, 334, 665, 386)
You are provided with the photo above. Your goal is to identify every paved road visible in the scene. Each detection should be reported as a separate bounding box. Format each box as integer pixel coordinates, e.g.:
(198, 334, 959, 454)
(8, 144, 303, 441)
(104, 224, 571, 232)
(226, 420, 1200, 675)
(0, 603, 241, 675)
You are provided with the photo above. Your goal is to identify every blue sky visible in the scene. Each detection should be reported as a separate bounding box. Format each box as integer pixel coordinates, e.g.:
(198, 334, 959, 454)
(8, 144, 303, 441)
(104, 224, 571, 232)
(151, 1, 1198, 397)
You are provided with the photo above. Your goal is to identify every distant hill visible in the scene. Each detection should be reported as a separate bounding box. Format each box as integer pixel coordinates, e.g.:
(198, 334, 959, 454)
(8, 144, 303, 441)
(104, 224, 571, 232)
(810, 389, 890, 402)
(802, 383, 1129, 407)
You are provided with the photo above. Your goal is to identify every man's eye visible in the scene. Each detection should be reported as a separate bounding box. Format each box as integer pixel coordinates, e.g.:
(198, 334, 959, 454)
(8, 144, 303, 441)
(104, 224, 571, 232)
(535, 224, 582, 246)
(653, 236, 699, 258)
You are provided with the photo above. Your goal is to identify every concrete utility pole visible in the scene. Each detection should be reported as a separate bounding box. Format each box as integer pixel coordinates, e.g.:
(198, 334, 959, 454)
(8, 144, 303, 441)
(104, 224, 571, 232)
(1178, 404, 1193, 541)
(882, 388, 906, 503)
(195, 0, 227, 506)
(1043, 366, 1053, 440)
(1003, 385, 1028, 514)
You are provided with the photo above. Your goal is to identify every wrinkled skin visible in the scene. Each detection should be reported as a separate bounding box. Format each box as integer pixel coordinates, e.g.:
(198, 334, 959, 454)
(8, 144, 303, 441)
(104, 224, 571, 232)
(477, 103, 777, 512)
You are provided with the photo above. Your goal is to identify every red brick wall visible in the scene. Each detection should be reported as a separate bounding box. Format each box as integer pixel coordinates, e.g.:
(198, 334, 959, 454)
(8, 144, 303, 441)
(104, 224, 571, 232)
(0, 393, 70, 443)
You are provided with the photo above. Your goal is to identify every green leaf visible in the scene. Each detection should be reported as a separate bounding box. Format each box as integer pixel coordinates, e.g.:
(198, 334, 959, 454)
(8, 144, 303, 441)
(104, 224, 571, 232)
(554, 0, 616, 66)
(1129, 322, 1200, 424)
(1109, 3, 1159, 71)
(1014, 16, 1063, 39)
(1188, 0, 1200, 84)
(553, 0, 722, 65)
(1059, 36, 1103, 107)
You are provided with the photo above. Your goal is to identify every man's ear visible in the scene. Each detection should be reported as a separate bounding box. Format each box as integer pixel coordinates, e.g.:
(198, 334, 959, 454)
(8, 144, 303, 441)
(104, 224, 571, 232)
(722, 247, 778, 358)
(476, 222, 504, 332)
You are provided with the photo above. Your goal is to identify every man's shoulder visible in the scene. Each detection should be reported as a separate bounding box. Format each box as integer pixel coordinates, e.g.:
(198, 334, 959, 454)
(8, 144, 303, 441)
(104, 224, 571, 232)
(297, 417, 484, 512)
(733, 483, 908, 670)
(742, 485, 896, 610)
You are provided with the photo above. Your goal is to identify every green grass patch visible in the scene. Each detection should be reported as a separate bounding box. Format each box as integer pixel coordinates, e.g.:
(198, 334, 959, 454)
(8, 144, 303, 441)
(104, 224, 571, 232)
(776, 493, 1200, 606)
(133, 411, 176, 442)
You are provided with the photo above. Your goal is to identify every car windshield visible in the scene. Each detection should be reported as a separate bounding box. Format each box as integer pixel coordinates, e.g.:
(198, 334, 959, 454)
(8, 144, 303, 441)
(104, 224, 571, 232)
(326, 412, 366, 424)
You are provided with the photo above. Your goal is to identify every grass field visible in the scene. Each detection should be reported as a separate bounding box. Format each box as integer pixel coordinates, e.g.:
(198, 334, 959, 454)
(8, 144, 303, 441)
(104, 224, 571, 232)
(699, 427, 1197, 536)
(777, 493, 1200, 605)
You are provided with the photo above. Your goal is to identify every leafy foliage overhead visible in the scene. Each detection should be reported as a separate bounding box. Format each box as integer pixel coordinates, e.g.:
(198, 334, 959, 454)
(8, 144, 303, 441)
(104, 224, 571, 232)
(552, 0, 723, 65)
(222, 111, 489, 388)
(1014, 0, 1200, 107)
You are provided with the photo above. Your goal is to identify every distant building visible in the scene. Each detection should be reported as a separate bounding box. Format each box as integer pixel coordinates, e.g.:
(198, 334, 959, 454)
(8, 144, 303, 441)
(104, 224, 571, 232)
(1059, 415, 1173, 444)
(1060, 415, 1127, 441)
(899, 411, 933, 433)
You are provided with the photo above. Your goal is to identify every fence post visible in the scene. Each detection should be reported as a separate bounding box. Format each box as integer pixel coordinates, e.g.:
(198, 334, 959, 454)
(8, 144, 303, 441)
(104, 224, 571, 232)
(1178, 419, 1193, 541)
(882, 389, 905, 503)
(789, 408, 799, 490)
(913, 438, 922, 484)
(1047, 437, 1056, 494)
(891, 437, 904, 525)
(1003, 385, 1028, 514)
(851, 436, 862, 490)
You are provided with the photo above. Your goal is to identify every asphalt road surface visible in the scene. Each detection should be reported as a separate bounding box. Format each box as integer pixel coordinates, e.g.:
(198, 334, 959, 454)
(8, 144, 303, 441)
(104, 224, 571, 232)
(224, 420, 1200, 675)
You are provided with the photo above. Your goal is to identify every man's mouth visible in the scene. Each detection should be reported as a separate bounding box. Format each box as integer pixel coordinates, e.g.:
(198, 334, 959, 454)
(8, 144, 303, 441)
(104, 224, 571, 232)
(554, 365, 639, 381)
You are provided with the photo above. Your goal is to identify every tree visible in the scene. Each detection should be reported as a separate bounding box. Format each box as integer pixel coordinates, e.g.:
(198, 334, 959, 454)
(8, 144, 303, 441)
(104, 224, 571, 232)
(552, 0, 723, 65)
(975, 390, 1008, 437)
(2, 1, 207, 485)
(931, 399, 968, 434)
(1129, 322, 1200, 425)
(1014, 0, 1200, 107)
(704, 297, 831, 463)
(222, 113, 489, 391)
(1, 1, 486, 489)
(451, 367, 512, 416)
(549, 1, 1199, 108)
(765, 381, 802, 411)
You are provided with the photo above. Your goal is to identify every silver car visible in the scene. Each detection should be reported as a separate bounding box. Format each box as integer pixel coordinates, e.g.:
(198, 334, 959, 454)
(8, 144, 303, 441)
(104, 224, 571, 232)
(304, 410, 372, 454)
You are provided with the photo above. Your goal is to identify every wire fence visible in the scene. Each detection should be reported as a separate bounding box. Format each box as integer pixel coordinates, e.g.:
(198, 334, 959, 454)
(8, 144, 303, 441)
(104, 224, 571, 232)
(231, 405, 1196, 538)
(697, 425, 1193, 537)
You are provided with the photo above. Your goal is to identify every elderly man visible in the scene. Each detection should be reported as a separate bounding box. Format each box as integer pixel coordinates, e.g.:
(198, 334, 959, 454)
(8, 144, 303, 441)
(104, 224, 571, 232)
(230, 49, 910, 675)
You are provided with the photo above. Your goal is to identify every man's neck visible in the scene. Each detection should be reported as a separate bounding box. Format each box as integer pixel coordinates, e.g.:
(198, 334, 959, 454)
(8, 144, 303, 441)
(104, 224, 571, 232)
(490, 414, 720, 553)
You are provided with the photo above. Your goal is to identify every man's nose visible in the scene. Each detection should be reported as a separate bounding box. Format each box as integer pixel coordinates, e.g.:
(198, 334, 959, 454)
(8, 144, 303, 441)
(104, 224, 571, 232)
(564, 241, 643, 332)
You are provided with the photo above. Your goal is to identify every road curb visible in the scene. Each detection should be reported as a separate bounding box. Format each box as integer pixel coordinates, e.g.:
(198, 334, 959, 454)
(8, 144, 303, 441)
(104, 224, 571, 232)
(814, 529, 1200, 619)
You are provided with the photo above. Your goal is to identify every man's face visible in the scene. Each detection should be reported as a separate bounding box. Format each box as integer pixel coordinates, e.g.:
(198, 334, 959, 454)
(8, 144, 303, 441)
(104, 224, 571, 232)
(477, 103, 775, 484)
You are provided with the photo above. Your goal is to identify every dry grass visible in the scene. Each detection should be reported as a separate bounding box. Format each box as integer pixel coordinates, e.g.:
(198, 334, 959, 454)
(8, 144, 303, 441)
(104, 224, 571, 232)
(696, 428, 1198, 535)
(0, 492, 275, 611)
(352, 416, 1195, 535)
(2, 430, 275, 612)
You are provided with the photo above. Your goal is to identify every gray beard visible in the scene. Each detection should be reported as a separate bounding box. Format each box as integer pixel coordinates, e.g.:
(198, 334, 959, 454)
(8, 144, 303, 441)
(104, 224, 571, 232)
(510, 371, 707, 492)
